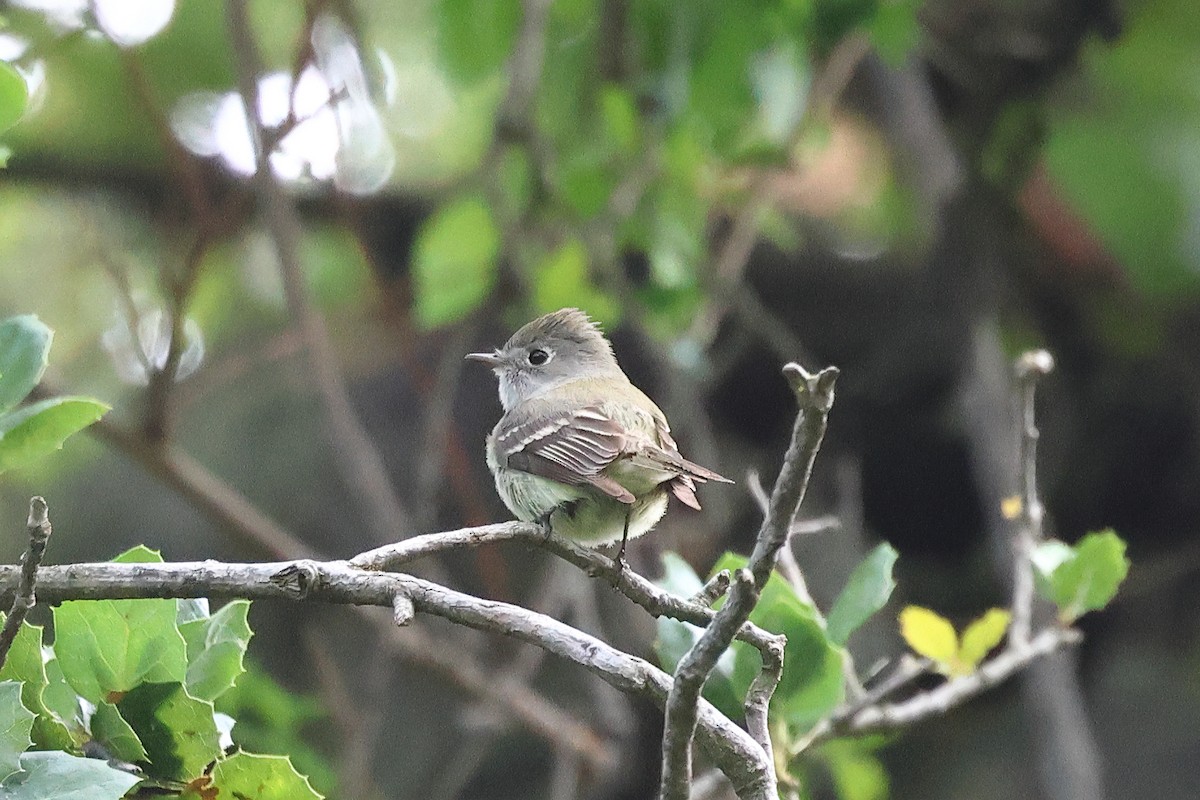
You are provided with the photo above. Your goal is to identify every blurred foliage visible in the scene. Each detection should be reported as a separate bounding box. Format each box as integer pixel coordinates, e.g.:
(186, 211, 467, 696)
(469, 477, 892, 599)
(1043, 0, 1200, 295)
(0, 316, 107, 475)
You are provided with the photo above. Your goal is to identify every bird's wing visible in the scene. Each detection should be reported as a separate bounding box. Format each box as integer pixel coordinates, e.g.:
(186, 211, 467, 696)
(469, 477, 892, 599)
(496, 406, 636, 503)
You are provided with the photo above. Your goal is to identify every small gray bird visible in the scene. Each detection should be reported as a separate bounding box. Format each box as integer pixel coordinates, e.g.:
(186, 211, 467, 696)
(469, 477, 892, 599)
(466, 308, 732, 549)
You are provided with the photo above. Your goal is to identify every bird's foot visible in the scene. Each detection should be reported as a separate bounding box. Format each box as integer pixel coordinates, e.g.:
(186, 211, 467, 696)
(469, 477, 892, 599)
(536, 511, 555, 542)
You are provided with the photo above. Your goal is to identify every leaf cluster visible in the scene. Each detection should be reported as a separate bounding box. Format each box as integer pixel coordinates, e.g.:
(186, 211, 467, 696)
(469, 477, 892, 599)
(0, 546, 322, 799)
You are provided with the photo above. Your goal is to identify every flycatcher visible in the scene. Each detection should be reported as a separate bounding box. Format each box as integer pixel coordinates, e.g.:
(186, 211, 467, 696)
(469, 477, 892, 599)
(467, 308, 732, 548)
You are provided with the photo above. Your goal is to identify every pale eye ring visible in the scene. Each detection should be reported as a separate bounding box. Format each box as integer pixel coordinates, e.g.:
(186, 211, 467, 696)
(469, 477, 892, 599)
(528, 348, 550, 366)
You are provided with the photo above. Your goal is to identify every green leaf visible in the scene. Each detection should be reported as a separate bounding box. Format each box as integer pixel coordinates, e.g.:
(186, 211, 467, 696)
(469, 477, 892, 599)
(116, 682, 220, 781)
(0, 681, 34, 782)
(0, 60, 27, 135)
(52, 549, 187, 704)
(826, 544, 898, 645)
(213, 662, 335, 796)
(898, 606, 957, 665)
(0, 750, 141, 799)
(210, 752, 323, 800)
(180, 600, 253, 702)
(708, 553, 844, 729)
(0, 620, 73, 750)
(532, 239, 621, 325)
(0, 397, 110, 473)
(0, 315, 52, 414)
(176, 597, 211, 625)
(113, 545, 164, 564)
(1034, 529, 1130, 623)
(957, 609, 1011, 672)
(600, 85, 639, 155)
(821, 738, 890, 800)
(40, 659, 81, 743)
(90, 703, 148, 764)
(436, 0, 520, 83)
(412, 196, 499, 328)
(868, 0, 921, 65)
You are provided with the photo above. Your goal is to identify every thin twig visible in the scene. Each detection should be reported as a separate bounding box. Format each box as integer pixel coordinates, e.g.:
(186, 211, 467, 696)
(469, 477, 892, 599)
(826, 655, 931, 728)
(0, 498, 51, 671)
(1011, 350, 1054, 647)
(659, 364, 838, 800)
(691, 570, 732, 606)
(812, 627, 1081, 739)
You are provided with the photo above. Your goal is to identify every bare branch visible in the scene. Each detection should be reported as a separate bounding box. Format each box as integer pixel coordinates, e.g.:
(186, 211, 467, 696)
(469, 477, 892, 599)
(0, 498, 52, 670)
(0, 557, 772, 797)
(352, 522, 784, 659)
(818, 627, 1081, 738)
(691, 570, 732, 606)
(659, 364, 838, 800)
(1011, 349, 1054, 647)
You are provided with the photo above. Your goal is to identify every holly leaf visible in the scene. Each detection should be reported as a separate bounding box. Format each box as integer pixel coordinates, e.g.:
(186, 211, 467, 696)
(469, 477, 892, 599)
(52, 548, 187, 704)
(180, 600, 253, 702)
(0, 750, 141, 799)
(1033, 529, 1129, 623)
(90, 702, 148, 764)
(0, 681, 34, 782)
(209, 752, 323, 800)
(117, 683, 220, 782)
(0, 619, 74, 750)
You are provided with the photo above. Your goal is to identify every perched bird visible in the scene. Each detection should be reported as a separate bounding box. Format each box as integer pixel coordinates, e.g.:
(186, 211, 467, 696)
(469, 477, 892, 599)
(466, 308, 732, 550)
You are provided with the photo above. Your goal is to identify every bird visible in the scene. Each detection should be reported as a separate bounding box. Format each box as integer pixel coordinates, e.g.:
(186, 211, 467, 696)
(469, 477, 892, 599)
(466, 308, 732, 553)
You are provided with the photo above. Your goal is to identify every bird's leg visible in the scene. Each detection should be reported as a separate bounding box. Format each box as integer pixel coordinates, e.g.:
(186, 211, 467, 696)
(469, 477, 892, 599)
(614, 506, 632, 571)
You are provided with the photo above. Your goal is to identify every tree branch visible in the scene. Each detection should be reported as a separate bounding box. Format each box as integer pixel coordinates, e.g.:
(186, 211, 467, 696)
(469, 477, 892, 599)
(352, 522, 784, 659)
(819, 627, 1081, 738)
(0, 556, 772, 797)
(659, 363, 838, 800)
(0, 498, 51, 671)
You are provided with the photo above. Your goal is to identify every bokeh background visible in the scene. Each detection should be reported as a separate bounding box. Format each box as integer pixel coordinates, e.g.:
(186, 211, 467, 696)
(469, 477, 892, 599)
(0, 0, 1197, 798)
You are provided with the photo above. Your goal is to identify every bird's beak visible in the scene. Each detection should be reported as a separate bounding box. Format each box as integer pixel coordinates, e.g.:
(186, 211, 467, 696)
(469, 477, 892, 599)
(464, 351, 502, 367)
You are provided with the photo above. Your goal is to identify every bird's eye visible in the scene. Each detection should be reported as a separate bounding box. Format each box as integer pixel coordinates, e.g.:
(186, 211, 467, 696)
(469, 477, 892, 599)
(528, 348, 550, 366)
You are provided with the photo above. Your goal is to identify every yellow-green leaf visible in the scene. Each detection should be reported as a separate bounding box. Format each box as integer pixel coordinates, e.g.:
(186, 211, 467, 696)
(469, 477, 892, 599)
(898, 606, 957, 665)
(958, 609, 1011, 672)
